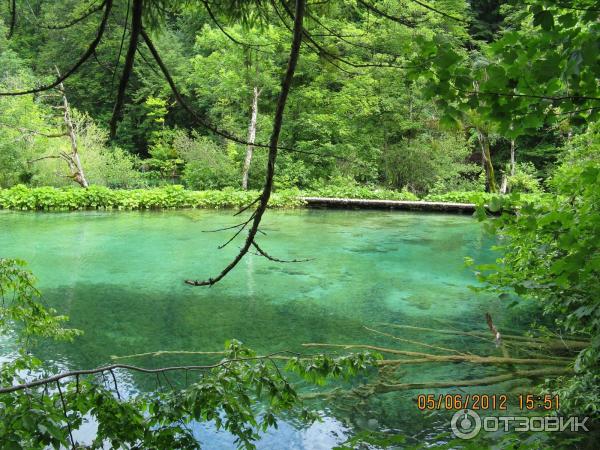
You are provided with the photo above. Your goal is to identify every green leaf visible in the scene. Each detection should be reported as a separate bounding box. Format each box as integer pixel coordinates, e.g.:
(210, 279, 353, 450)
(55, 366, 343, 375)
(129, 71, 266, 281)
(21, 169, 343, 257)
(533, 10, 554, 31)
(487, 196, 504, 213)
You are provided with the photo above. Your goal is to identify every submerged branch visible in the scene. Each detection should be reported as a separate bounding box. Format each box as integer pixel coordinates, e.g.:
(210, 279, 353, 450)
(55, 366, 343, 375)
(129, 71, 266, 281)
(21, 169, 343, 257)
(302, 368, 572, 401)
(374, 368, 572, 392)
(302, 343, 570, 366)
(111, 350, 226, 360)
(0, 352, 294, 394)
(379, 323, 589, 350)
(363, 326, 468, 355)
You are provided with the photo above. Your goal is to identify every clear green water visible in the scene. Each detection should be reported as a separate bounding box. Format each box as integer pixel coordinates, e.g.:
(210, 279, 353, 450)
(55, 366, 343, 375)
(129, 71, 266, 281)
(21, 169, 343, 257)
(0, 209, 542, 448)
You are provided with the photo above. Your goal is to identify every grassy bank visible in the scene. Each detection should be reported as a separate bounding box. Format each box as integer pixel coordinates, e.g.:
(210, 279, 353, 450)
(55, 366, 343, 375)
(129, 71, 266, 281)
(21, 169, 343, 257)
(0, 185, 542, 211)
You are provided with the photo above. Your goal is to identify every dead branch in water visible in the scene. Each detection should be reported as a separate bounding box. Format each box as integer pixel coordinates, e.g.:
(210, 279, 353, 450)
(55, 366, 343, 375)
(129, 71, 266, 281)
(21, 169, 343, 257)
(378, 323, 588, 350)
(302, 343, 570, 366)
(301, 368, 572, 400)
(363, 326, 469, 356)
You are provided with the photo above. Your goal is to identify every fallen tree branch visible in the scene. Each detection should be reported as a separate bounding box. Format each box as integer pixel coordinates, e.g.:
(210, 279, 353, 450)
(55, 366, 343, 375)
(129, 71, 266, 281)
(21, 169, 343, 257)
(302, 368, 572, 400)
(0, 351, 294, 394)
(302, 343, 570, 366)
(379, 323, 588, 350)
(110, 350, 226, 360)
(374, 368, 572, 392)
(251, 241, 313, 263)
(363, 326, 468, 355)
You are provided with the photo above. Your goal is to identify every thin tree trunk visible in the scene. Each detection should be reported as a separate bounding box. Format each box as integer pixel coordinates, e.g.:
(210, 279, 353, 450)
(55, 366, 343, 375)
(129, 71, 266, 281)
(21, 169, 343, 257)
(242, 86, 261, 190)
(510, 139, 515, 176)
(477, 128, 497, 193)
(56, 68, 88, 188)
(500, 139, 515, 194)
(500, 174, 508, 194)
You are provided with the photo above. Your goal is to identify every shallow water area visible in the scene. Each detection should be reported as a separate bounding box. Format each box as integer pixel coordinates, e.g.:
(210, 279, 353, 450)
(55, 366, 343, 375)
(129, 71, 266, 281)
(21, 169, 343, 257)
(0, 209, 542, 448)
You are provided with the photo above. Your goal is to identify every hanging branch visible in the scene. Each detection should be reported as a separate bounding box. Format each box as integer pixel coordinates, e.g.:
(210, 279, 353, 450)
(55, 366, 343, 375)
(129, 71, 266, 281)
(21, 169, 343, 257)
(109, 0, 143, 138)
(251, 241, 313, 263)
(0, 351, 295, 394)
(201, 0, 273, 52)
(270, 0, 358, 76)
(0, 122, 67, 138)
(279, 0, 422, 70)
(454, 84, 600, 103)
(305, 9, 410, 60)
(112, 0, 132, 89)
(184, 0, 306, 286)
(0, 0, 113, 96)
(409, 0, 468, 23)
(356, 0, 417, 27)
(36, 0, 107, 31)
(56, 380, 76, 450)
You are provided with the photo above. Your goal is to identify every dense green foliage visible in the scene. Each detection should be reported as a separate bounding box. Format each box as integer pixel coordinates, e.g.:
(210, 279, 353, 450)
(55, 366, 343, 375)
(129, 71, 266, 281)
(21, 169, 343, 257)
(474, 124, 600, 417)
(0, 0, 533, 195)
(0, 185, 301, 210)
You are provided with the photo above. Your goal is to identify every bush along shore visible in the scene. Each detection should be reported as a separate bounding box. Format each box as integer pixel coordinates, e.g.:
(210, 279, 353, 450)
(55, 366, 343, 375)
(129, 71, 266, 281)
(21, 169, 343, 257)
(0, 185, 545, 211)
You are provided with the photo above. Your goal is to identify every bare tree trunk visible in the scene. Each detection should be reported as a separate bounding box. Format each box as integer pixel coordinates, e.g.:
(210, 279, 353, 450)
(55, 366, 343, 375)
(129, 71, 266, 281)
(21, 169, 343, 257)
(510, 139, 516, 176)
(477, 128, 497, 193)
(500, 174, 508, 194)
(500, 139, 515, 194)
(56, 68, 88, 188)
(242, 86, 261, 190)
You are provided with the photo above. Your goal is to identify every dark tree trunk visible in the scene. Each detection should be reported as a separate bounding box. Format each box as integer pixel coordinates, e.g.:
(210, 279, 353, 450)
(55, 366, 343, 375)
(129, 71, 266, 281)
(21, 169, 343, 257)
(109, 0, 143, 138)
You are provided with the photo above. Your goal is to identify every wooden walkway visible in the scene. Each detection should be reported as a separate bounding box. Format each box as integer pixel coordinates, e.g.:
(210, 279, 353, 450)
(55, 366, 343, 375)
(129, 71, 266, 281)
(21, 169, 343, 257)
(299, 197, 476, 214)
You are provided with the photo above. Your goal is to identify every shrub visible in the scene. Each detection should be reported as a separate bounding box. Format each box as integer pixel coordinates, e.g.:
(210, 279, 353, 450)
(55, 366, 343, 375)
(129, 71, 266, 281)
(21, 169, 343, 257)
(381, 132, 481, 195)
(507, 162, 542, 193)
(474, 123, 600, 416)
(29, 112, 144, 189)
(306, 176, 419, 200)
(176, 133, 239, 190)
(423, 191, 491, 203)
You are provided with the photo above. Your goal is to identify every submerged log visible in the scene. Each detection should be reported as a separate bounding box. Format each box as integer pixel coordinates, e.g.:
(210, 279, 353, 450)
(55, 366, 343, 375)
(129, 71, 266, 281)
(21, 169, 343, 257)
(380, 323, 589, 350)
(373, 368, 572, 393)
(302, 343, 569, 366)
(299, 197, 476, 213)
(301, 368, 572, 400)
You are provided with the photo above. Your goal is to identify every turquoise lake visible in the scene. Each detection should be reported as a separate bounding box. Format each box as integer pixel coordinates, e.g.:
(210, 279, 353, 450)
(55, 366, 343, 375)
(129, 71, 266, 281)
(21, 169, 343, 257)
(0, 209, 548, 448)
